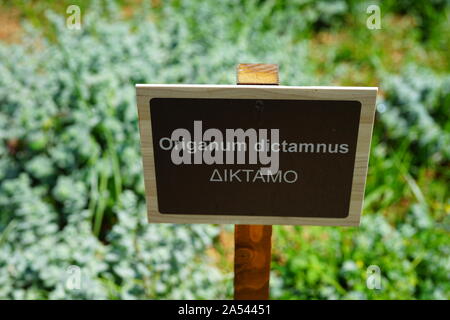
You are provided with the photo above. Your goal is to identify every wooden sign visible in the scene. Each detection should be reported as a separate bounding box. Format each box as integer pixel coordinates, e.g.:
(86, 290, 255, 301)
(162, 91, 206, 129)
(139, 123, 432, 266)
(136, 85, 377, 226)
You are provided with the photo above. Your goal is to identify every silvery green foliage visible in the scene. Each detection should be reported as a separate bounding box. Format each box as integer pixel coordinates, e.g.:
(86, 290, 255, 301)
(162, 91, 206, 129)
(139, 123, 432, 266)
(0, 2, 323, 299)
(379, 66, 450, 164)
(0, 8, 229, 299)
(0, 2, 448, 300)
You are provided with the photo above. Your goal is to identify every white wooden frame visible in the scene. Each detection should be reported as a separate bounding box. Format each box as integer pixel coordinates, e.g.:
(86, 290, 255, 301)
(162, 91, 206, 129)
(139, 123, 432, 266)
(136, 84, 377, 226)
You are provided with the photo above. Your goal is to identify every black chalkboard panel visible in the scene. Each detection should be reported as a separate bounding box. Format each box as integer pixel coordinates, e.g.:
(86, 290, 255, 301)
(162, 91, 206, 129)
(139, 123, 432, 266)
(150, 98, 361, 218)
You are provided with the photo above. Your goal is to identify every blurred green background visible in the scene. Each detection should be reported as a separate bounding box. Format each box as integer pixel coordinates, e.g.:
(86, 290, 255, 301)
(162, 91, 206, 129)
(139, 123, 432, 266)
(0, 0, 448, 299)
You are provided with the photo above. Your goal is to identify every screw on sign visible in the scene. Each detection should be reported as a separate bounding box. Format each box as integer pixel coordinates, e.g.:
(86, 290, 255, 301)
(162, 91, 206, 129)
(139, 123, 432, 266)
(135, 64, 378, 300)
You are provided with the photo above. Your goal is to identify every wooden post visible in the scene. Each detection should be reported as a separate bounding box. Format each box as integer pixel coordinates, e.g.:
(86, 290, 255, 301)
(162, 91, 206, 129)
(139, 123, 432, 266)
(234, 63, 278, 300)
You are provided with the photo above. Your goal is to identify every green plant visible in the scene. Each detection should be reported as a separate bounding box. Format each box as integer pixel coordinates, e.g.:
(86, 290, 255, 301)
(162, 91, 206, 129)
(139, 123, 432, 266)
(0, 1, 448, 300)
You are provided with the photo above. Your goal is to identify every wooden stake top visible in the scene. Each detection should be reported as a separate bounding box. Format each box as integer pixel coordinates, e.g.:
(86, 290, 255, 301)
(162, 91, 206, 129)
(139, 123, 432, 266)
(236, 63, 279, 85)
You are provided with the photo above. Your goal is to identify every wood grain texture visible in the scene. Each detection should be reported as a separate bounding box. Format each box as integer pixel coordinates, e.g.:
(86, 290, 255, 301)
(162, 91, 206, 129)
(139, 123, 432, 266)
(236, 63, 279, 85)
(234, 224, 272, 299)
(136, 84, 377, 226)
(234, 63, 275, 300)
